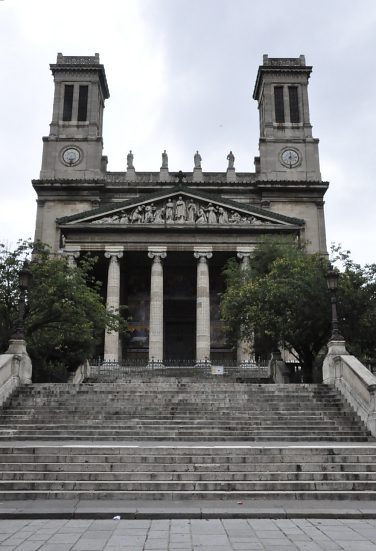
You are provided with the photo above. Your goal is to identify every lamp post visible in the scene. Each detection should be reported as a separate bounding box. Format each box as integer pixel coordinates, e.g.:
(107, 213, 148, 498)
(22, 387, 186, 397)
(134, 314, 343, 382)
(11, 260, 32, 341)
(326, 264, 344, 341)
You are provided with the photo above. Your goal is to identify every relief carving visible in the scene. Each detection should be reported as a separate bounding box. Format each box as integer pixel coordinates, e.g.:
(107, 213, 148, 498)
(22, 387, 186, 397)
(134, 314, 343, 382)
(91, 196, 275, 226)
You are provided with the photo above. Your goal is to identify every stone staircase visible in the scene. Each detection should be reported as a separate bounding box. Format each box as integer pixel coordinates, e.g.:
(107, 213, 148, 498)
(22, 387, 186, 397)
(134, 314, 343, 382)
(0, 378, 374, 500)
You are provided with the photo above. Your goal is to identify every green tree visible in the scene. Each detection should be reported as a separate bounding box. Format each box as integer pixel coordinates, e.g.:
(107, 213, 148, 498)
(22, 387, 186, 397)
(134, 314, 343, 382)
(221, 240, 376, 381)
(221, 242, 331, 381)
(332, 245, 376, 366)
(0, 240, 127, 381)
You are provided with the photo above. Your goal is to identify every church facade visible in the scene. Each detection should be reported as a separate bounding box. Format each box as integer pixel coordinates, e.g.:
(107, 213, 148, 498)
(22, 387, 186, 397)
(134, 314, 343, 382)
(32, 53, 328, 365)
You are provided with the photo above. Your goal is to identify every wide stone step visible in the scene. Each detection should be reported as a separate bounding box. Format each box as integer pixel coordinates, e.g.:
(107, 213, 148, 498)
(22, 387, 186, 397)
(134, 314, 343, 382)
(0, 427, 368, 436)
(3, 461, 376, 472)
(0, 435, 370, 443)
(3, 470, 376, 482)
(2, 489, 376, 500)
(2, 480, 376, 493)
(0, 421, 357, 430)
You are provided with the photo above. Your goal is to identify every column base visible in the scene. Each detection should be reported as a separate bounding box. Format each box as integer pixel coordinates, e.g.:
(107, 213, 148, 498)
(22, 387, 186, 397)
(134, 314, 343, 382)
(147, 359, 165, 370)
(195, 359, 212, 369)
(239, 359, 258, 369)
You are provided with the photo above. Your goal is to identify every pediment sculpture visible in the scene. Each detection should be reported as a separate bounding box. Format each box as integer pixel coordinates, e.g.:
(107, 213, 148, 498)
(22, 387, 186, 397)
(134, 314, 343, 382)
(91, 196, 275, 226)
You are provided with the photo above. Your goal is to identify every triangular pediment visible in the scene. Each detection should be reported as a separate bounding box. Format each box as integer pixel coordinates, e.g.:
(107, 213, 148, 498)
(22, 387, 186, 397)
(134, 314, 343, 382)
(57, 187, 304, 228)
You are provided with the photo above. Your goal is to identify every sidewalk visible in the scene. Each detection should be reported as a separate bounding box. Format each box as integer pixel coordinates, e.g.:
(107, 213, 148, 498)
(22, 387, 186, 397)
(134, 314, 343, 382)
(2, 517, 376, 551)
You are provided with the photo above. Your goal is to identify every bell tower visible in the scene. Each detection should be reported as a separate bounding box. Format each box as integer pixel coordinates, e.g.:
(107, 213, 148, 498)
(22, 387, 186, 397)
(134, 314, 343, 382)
(40, 53, 110, 180)
(253, 55, 321, 181)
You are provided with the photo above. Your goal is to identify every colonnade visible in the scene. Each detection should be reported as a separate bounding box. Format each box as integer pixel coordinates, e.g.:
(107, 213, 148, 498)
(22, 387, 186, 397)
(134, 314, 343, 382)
(63, 245, 255, 366)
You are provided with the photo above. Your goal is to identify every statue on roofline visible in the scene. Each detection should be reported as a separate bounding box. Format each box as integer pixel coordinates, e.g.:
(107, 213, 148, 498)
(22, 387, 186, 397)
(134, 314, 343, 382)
(127, 150, 134, 169)
(194, 150, 202, 169)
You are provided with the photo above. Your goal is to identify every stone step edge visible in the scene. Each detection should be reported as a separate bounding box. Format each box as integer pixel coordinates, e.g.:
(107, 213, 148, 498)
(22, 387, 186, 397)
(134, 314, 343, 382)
(1, 490, 376, 501)
(2, 444, 376, 450)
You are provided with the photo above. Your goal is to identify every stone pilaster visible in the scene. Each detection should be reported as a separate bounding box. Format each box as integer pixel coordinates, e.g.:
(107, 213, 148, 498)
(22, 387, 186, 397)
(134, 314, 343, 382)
(237, 247, 256, 366)
(148, 247, 167, 366)
(194, 247, 212, 365)
(103, 249, 123, 362)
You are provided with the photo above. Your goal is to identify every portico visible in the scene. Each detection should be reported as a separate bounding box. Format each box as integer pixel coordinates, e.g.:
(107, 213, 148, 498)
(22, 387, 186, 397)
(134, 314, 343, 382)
(55, 187, 305, 365)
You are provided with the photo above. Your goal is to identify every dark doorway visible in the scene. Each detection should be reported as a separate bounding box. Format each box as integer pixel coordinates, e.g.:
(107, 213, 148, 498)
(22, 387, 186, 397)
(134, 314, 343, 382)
(164, 254, 196, 362)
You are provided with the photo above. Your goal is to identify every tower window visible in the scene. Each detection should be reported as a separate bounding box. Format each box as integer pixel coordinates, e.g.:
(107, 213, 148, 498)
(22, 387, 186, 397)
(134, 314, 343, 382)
(77, 85, 89, 121)
(289, 86, 300, 123)
(274, 86, 285, 123)
(62, 85, 74, 121)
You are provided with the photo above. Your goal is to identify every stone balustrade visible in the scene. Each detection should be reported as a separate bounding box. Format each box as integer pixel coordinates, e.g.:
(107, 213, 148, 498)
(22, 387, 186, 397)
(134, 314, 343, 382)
(323, 340, 376, 436)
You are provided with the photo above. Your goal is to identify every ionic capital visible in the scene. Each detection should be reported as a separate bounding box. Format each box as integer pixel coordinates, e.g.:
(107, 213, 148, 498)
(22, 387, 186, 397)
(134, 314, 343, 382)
(193, 246, 213, 261)
(148, 246, 167, 262)
(104, 246, 123, 262)
(237, 252, 251, 260)
(63, 249, 80, 260)
(236, 246, 255, 257)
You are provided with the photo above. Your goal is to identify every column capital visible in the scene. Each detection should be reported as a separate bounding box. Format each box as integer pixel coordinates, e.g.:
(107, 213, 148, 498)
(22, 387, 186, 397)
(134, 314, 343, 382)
(194, 246, 213, 260)
(62, 248, 80, 260)
(148, 246, 167, 261)
(236, 246, 255, 259)
(104, 247, 123, 260)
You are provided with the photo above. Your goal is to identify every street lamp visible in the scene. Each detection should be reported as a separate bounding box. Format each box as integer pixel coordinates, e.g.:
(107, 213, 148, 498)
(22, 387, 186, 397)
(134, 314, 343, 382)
(326, 264, 344, 341)
(11, 260, 32, 341)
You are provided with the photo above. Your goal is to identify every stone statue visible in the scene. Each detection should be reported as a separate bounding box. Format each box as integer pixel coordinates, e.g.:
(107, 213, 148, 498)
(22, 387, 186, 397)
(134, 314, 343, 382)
(127, 150, 134, 169)
(229, 211, 241, 224)
(118, 212, 130, 224)
(227, 150, 235, 169)
(175, 196, 186, 222)
(196, 207, 207, 224)
(194, 150, 202, 169)
(165, 199, 174, 223)
(187, 200, 197, 222)
(131, 205, 143, 223)
(144, 205, 154, 223)
(218, 207, 229, 224)
(154, 207, 165, 223)
(161, 150, 168, 169)
(206, 203, 217, 224)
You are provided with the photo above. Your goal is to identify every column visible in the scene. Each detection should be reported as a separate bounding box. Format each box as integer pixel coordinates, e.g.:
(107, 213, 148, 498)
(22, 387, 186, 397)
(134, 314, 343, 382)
(104, 249, 123, 362)
(148, 247, 167, 366)
(237, 248, 256, 367)
(194, 247, 212, 365)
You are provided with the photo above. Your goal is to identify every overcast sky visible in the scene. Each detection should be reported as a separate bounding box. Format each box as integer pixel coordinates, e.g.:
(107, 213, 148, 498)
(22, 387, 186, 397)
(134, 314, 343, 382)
(1, 0, 375, 264)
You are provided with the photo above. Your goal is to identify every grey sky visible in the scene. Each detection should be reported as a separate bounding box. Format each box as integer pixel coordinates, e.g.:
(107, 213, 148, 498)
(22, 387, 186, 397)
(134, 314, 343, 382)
(1, 0, 375, 264)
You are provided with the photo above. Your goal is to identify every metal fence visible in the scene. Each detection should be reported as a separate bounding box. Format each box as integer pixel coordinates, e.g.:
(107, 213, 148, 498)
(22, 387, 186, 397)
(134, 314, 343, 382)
(87, 358, 271, 382)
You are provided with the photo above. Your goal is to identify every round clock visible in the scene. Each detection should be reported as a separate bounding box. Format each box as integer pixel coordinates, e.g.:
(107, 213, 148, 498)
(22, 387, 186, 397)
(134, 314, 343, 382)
(280, 148, 300, 168)
(62, 147, 81, 166)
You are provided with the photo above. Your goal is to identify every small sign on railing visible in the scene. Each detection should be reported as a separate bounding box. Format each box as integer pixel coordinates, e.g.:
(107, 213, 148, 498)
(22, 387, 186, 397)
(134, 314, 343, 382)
(211, 366, 224, 375)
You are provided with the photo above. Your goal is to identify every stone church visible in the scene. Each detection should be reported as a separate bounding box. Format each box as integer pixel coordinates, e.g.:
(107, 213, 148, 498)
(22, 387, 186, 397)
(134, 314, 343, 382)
(32, 53, 328, 366)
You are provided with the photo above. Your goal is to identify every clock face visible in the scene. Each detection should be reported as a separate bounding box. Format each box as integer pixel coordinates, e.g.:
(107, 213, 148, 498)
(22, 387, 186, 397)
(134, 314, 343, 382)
(281, 148, 300, 168)
(62, 147, 81, 166)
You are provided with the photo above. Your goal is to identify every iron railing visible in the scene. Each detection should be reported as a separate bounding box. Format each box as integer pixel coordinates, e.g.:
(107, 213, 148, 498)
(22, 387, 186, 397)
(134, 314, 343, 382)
(87, 358, 271, 381)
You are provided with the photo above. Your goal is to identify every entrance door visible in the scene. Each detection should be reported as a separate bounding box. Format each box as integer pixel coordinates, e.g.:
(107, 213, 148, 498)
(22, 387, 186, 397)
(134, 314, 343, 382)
(164, 299, 195, 362)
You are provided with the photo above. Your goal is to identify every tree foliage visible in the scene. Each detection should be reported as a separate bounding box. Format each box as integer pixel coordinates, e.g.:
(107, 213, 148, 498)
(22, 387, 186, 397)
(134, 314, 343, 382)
(221, 241, 331, 381)
(221, 239, 376, 381)
(331, 245, 376, 365)
(0, 240, 127, 380)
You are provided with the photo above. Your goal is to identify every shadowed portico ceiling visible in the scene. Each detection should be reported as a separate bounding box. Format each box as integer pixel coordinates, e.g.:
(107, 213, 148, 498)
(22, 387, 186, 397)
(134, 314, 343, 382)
(57, 187, 304, 229)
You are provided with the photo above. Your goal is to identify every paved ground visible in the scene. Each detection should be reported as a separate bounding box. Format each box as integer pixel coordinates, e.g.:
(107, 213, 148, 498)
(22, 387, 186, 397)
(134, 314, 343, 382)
(2, 517, 376, 550)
